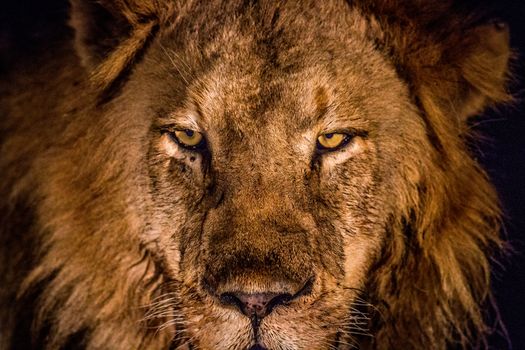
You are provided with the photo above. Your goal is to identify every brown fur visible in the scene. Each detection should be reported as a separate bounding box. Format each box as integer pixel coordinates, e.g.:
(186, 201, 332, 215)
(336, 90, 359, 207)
(0, 1, 511, 349)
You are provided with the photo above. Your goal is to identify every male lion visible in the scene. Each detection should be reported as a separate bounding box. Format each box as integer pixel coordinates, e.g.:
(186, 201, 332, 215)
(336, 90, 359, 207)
(0, 1, 512, 349)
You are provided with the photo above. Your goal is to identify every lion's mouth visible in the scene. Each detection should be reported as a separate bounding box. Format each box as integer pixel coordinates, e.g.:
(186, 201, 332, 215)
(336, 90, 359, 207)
(168, 313, 350, 350)
(181, 343, 271, 350)
(175, 330, 350, 350)
(180, 338, 343, 350)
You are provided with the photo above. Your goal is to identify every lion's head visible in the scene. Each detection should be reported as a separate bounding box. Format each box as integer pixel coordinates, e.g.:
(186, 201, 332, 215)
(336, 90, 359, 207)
(0, 1, 512, 349)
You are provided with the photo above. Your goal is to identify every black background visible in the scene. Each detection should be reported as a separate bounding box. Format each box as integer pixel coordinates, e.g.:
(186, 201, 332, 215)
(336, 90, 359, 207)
(1, 1, 524, 349)
(480, 2, 525, 348)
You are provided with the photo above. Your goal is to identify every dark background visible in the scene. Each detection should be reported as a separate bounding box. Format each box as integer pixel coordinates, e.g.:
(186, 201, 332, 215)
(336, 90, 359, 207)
(480, 2, 525, 348)
(1, 1, 524, 349)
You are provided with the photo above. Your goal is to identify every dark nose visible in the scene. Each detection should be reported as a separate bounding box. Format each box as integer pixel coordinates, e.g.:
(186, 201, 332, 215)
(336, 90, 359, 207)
(220, 292, 293, 318)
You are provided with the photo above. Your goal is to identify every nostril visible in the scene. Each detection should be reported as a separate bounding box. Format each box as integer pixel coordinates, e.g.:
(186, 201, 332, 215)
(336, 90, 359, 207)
(265, 293, 293, 315)
(220, 292, 292, 318)
(219, 293, 245, 313)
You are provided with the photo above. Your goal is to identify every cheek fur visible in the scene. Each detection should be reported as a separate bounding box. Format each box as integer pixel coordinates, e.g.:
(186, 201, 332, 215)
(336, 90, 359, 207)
(158, 133, 207, 186)
(342, 232, 382, 289)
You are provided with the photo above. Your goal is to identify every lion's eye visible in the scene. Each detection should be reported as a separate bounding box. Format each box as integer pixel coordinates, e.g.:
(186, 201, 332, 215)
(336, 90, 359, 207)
(171, 129, 205, 149)
(316, 132, 349, 151)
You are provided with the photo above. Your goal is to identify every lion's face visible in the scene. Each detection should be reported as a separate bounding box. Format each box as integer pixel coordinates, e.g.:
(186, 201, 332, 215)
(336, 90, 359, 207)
(114, 3, 428, 349)
(0, 0, 511, 349)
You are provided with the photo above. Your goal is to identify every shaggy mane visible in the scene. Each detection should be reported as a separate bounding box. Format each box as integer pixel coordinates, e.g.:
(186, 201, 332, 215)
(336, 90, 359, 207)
(353, 1, 510, 348)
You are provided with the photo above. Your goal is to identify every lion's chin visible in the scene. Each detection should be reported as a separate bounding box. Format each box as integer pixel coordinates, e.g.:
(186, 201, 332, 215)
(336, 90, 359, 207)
(178, 324, 343, 350)
(181, 335, 347, 350)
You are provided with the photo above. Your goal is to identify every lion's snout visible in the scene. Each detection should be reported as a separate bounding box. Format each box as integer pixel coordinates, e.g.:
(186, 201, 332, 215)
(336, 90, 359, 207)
(200, 189, 317, 307)
(200, 202, 316, 322)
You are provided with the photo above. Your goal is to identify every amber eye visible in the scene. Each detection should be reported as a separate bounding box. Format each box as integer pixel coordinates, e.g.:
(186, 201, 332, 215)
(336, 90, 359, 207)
(172, 129, 205, 149)
(316, 132, 349, 151)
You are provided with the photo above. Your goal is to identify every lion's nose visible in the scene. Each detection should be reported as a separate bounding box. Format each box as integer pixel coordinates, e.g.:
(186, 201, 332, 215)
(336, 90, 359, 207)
(219, 292, 293, 318)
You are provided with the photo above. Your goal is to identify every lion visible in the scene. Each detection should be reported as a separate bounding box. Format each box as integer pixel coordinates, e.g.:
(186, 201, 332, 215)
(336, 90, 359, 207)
(0, 0, 512, 349)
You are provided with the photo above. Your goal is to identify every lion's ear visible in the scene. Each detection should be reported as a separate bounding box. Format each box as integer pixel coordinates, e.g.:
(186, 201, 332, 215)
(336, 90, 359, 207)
(69, 0, 175, 89)
(455, 22, 511, 119)
(417, 21, 511, 122)
(366, 1, 513, 124)
(70, 0, 130, 69)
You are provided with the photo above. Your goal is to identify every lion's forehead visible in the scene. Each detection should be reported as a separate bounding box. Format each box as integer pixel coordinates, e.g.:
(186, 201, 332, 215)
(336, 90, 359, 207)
(155, 0, 403, 134)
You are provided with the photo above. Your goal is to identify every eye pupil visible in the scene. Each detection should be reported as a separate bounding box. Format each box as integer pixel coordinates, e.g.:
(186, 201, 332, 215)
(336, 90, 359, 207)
(325, 133, 334, 139)
(185, 129, 194, 137)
